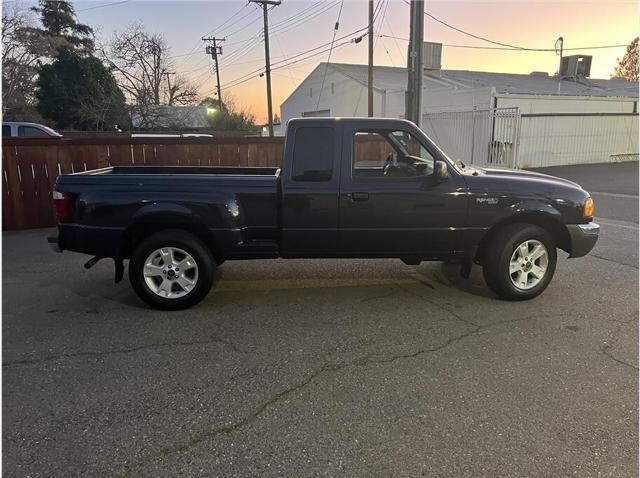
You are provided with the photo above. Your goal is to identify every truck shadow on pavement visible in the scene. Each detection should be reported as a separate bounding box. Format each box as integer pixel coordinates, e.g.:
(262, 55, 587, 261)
(63, 259, 500, 311)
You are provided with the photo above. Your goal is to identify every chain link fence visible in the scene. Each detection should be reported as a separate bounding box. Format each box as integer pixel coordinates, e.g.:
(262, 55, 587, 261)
(422, 108, 521, 168)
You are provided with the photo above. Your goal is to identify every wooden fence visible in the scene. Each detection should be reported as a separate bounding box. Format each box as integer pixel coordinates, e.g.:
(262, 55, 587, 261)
(2, 137, 284, 230)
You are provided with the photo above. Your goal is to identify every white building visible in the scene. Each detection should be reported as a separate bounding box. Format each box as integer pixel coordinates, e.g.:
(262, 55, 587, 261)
(280, 51, 638, 168)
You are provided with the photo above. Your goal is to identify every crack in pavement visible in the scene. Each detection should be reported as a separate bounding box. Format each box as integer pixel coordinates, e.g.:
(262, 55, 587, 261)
(2, 334, 254, 368)
(600, 322, 638, 371)
(358, 290, 399, 303)
(124, 315, 535, 476)
(601, 344, 638, 371)
(394, 281, 480, 329)
(591, 254, 639, 270)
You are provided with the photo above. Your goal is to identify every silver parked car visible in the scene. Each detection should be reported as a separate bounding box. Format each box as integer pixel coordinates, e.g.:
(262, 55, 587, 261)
(2, 122, 62, 138)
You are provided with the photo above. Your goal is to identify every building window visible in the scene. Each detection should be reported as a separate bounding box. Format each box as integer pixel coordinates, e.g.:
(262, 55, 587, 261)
(310, 87, 313, 98)
(331, 82, 334, 95)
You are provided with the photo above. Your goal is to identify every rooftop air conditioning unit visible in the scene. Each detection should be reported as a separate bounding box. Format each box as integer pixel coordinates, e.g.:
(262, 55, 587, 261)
(559, 55, 592, 79)
(422, 42, 442, 70)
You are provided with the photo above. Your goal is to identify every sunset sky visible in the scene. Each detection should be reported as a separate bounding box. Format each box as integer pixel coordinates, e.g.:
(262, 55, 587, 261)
(65, 0, 640, 123)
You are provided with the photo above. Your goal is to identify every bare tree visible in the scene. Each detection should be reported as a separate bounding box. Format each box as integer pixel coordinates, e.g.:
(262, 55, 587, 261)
(613, 37, 639, 81)
(101, 23, 198, 128)
(2, 3, 41, 119)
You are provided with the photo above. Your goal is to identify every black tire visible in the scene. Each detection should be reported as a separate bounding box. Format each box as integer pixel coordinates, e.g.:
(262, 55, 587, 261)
(482, 223, 557, 301)
(129, 229, 215, 310)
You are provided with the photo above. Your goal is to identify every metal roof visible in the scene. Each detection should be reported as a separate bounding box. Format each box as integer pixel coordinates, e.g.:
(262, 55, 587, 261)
(325, 62, 639, 98)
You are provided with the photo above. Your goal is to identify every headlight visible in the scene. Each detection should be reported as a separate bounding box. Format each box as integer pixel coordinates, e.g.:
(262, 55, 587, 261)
(583, 197, 594, 218)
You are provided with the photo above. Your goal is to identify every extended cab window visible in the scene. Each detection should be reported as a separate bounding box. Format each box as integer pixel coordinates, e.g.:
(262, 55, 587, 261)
(292, 127, 334, 181)
(353, 130, 435, 179)
(2, 125, 11, 137)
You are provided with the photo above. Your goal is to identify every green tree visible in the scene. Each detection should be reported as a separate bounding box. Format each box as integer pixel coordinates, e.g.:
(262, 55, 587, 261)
(25, 0, 94, 57)
(36, 49, 128, 130)
(200, 97, 256, 132)
(613, 37, 639, 81)
(2, 3, 42, 120)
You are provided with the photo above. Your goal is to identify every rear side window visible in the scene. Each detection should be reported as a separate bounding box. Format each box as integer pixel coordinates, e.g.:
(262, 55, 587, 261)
(18, 125, 50, 137)
(291, 127, 334, 181)
(2, 125, 11, 137)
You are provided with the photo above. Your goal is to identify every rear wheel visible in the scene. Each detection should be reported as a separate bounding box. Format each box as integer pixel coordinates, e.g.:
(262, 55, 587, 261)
(482, 224, 557, 300)
(129, 230, 215, 310)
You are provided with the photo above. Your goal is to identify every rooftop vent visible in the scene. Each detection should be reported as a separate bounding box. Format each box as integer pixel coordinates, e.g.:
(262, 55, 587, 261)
(560, 55, 592, 80)
(422, 42, 442, 70)
(530, 71, 549, 78)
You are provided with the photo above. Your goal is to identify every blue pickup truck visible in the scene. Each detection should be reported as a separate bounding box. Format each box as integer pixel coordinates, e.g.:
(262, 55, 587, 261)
(49, 118, 599, 309)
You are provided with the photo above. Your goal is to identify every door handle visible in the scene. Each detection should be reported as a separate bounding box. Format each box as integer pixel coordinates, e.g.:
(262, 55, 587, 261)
(348, 192, 369, 202)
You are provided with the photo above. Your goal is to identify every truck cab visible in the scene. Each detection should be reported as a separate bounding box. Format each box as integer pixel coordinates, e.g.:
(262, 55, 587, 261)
(281, 118, 467, 260)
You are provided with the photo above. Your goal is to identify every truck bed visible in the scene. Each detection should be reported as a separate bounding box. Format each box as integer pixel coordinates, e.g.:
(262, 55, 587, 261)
(54, 165, 282, 259)
(93, 166, 279, 176)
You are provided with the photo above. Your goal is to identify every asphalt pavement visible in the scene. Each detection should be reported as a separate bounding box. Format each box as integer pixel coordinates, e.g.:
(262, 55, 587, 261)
(3, 161, 638, 477)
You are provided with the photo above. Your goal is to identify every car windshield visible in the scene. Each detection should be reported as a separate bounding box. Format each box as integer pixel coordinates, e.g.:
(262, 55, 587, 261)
(39, 125, 60, 136)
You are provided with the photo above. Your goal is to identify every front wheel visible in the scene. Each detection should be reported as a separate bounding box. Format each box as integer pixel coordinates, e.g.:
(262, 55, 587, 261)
(129, 230, 215, 310)
(482, 224, 557, 300)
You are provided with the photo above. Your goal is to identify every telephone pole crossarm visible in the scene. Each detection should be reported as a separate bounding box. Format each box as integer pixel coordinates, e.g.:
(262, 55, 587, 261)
(202, 36, 225, 110)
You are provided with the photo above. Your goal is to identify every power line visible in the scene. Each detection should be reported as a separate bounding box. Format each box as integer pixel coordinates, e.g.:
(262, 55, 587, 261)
(219, 24, 368, 91)
(222, 6, 264, 38)
(269, 0, 325, 29)
(76, 0, 130, 12)
(268, 15, 298, 88)
(212, 0, 345, 71)
(223, 33, 264, 64)
(168, 3, 250, 63)
(223, 1, 340, 66)
(269, 1, 340, 36)
(400, 0, 631, 53)
(221, 32, 366, 91)
(316, 0, 345, 109)
(201, 3, 253, 38)
(384, 16, 405, 64)
(377, 34, 628, 52)
(400, 0, 532, 50)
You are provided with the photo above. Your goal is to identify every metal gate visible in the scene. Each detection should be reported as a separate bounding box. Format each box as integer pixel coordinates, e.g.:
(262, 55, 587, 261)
(421, 107, 521, 168)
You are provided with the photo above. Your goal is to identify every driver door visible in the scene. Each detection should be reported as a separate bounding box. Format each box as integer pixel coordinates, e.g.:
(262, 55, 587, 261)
(338, 124, 468, 256)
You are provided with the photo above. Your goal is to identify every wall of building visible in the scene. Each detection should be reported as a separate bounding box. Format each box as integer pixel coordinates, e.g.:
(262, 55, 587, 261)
(423, 86, 493, 113)
(281, 67, 638, 168)
(497, 94, 639, 167)
(280, 68, 388, 124)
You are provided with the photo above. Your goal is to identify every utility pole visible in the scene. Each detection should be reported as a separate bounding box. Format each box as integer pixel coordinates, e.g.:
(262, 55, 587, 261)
(555, 36, 563, 93)
(250, 0, 281, 137)
(406, 0, 424, 126)
(367, 0, 374, 117)
(203, 37, 225, 110)
(164, 71, 176, 104)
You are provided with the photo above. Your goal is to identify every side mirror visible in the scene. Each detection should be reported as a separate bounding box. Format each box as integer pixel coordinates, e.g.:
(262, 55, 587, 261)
(434, 161, 448, 181)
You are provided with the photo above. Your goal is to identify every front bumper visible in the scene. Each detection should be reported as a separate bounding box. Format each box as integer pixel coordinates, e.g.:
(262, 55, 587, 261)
(566, 222, 599, 258)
